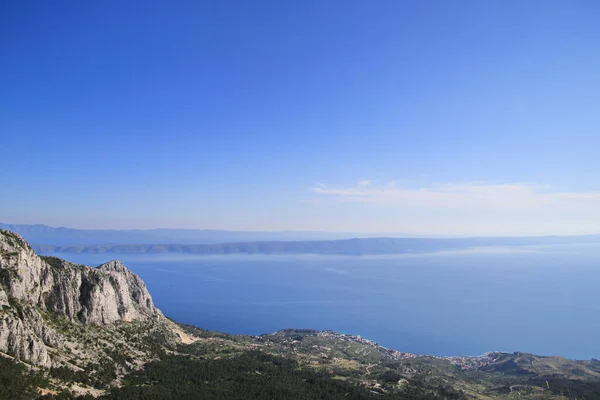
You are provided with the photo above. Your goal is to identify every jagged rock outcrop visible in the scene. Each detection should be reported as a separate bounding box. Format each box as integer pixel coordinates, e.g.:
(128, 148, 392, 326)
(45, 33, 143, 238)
(0, 229, 163, 366)
(0, 307, 56, 367)
(0, 287, 8, 307)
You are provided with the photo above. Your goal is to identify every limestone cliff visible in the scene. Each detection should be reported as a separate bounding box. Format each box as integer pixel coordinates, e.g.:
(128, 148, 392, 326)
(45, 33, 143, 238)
(0, 229, 164, 367)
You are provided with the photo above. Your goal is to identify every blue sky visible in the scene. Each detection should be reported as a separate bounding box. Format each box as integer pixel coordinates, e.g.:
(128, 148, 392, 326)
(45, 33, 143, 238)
(2, 1, 600, 235)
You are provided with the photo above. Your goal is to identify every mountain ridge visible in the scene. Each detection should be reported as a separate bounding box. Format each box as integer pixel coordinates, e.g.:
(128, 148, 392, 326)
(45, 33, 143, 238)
(0, 229, 170, 369)
(34, 234, 600, 256)
(0, 223, 430, 246)
(7, 222, 600, 256)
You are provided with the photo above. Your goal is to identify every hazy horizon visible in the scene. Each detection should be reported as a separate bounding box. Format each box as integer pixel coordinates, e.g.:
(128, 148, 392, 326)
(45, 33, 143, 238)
(2, 221, 600, 239)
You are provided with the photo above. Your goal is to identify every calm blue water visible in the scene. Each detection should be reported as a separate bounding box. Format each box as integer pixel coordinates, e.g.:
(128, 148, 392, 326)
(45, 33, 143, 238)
(49, 244, 600, 360)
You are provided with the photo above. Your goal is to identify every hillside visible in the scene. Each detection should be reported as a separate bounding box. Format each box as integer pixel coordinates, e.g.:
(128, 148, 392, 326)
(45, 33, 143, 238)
(1, 229, 599, 399)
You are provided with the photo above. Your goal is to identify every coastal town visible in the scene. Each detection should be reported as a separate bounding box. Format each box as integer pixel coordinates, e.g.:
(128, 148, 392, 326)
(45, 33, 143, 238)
(262, 328, 502, 371)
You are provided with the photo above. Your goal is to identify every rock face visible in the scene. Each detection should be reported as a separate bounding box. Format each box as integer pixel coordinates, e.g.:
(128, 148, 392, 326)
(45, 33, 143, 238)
(0, 229, 162, 366)
(0, 307, 57, 367)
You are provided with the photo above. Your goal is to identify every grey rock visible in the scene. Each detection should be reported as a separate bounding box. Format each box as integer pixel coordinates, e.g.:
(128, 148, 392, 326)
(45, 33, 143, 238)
(0, 312, 51, 367)
(0, 288, 8, 307)
(0, 229, 163, 366)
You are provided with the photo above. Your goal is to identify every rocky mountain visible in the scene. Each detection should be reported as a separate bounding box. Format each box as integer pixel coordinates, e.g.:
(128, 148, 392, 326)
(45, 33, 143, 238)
(1, 228, 600, 399)
(0, 229, 166, 369)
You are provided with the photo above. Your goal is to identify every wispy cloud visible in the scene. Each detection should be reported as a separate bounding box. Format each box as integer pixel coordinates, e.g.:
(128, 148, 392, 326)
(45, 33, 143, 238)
(310, 182, 600, 212)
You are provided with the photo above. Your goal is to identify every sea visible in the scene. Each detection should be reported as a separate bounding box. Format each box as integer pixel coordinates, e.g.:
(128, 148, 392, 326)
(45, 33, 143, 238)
(47, 243, 600, 360)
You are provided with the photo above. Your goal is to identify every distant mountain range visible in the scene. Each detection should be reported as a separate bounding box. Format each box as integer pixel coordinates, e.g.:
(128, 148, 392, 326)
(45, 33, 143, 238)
(34, 236, 600, 255)
(5, 223, 600, 256)
(0, 223, 428, 246)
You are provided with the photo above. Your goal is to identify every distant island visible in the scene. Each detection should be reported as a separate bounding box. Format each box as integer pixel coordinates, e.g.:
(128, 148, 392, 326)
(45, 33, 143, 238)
(0, 223, 431, 245)
(34, 235, 600, 255)
(5, 223, 600, 256)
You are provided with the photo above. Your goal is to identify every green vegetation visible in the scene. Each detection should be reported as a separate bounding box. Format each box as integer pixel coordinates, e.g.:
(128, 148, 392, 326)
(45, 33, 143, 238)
(0, 249, 19, 261)
(0, 357, 48, 400)
(1, 308, 598, 399)
(40, 256, 65, 270)
(0, 266, 16, 288)
(178, 322, 238, 340)
(104, 351, 391, 400)
(48, 358, 118, 390)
